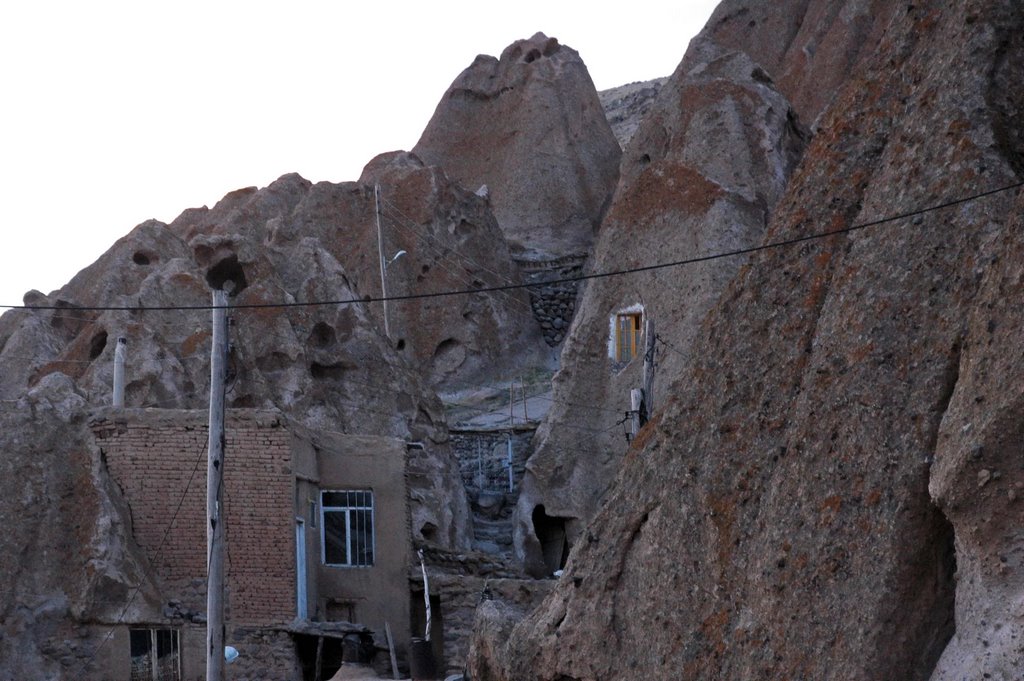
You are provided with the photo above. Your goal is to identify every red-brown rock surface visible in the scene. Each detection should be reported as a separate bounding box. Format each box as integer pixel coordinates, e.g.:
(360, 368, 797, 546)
(471, 1, 1024, 680)
(705, 0, 898, 125)
(413, 32, 621, 261)
(513, 38, 807, 577)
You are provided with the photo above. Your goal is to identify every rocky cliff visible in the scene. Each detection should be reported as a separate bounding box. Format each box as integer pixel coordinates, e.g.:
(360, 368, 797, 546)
(413, 32, 621, 262)
(513, 37, 807, 576)
(0, 153, 554, 675)
(597, 77, 668, 149)
(471, 1, 1024, 679)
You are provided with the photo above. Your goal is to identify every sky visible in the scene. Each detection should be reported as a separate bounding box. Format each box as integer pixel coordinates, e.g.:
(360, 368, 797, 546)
(0, 1, 720, 309)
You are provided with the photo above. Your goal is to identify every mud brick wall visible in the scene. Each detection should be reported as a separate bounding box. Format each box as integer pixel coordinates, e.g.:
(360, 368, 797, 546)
(92, 409, 295, 625)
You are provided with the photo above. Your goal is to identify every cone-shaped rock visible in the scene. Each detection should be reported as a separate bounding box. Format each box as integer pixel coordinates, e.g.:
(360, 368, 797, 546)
(413, 32, 621, 261)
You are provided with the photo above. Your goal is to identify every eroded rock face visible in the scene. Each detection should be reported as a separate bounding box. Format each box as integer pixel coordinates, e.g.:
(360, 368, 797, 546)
(598, 77, 668, 149)
(413, 32, 621, 261)
(705, 0, 898, 126)
(0, 375, 161, 679)
(0, 165, 506, 552)
(473, 2, 1024, 680)
(513, 38, 807, 577)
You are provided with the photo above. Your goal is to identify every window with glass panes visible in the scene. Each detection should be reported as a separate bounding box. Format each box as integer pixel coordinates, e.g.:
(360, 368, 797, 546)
(615, 313, 641, 362)
(321, 490, 375, 567)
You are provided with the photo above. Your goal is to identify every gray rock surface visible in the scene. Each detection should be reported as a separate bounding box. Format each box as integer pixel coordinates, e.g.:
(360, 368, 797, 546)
(470, 1, 1024, 679)
(413, 33, 621, 261)
(0, 376, 161, 680)
(513, 38, 807, 577)
(597, 77, 668, 149)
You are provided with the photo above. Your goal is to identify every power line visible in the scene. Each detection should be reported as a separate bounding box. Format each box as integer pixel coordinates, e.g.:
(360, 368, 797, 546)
(4, 180, 1018, 313)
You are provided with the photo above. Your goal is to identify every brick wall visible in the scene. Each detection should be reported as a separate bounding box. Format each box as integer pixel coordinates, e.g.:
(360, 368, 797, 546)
(93, 409, 296, 625)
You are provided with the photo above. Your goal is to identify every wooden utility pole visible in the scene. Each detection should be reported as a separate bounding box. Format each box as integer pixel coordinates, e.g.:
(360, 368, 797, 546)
(630, 389, 643, 440)
(641, 317, 656, 425)
(207, 288, 229, 681)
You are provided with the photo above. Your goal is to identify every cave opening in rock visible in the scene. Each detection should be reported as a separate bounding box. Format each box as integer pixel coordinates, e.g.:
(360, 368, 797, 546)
(89, 330, 108, 360)
(132, 251, 153, 266)
(308, 322, 337, 348)
(205, 254, 248, 295)
(532, 504, 570, 575)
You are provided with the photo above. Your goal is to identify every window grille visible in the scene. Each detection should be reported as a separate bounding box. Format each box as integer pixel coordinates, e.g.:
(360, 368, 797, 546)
(321, 490, 375, 567)
(129, 628, 180, 681)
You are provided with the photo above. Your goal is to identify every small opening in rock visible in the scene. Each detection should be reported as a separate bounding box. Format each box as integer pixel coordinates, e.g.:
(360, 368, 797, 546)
(308, 322, 337, 348)
(639, 153, 652, 165)
(205, 254, 248, 295)
(524, 48, 541, 63)
(396, 339, 406, 351)
(533, 505, 570, 574)
(89, 331, 108, 360)
(420, 522, 437, 542)
(132, 251, 151, 266)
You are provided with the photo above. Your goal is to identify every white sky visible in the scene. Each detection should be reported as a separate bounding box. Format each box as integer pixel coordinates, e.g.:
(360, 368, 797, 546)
(0, 1, 719, 308)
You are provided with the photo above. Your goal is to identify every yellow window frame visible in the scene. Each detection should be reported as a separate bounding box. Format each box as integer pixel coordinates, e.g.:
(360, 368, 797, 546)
(615, 313, 641, 362)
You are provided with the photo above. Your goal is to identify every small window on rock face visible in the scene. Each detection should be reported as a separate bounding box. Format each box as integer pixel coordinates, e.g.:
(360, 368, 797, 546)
(615, 313, 642, 363)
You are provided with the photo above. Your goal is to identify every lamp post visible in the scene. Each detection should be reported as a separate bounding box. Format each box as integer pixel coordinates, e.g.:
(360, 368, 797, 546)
(380, 249, 406, 338)
(374, 183, 407, 339)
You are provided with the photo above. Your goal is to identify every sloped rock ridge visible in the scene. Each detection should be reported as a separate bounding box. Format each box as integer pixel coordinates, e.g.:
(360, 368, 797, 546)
(513, 38, 807, 577)
(470, 1, 1024, 680)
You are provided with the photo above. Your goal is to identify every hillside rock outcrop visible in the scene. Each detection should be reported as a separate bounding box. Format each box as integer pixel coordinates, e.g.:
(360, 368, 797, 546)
(471, 1, 1024, 679)
(513, 38, 807, 576)
(0, 375, 161, 679)
(413, 33, 621, 261)
(597, 77, 668, 149)
(0, 164, 521, 553)
(705, 0, 898, 125)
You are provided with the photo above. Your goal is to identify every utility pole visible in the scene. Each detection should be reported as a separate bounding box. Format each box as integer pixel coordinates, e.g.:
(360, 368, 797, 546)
(641, 317, 656, 425)
(112, 337, 127, 408)
(207, 288, 229, 681)
(375, 184, 391, 338)
(630, 389, 643, 440)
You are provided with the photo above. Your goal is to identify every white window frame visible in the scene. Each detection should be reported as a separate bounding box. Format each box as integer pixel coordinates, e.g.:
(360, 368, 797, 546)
(320, 489, 376, 568)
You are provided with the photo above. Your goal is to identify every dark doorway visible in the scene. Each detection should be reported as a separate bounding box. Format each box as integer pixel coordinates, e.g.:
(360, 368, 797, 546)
(532, 505, 570, 575)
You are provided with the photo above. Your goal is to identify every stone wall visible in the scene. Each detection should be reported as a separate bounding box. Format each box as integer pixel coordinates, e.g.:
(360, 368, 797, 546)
(91, 409, 295, 625)
(519, 256, 585, 347)
(450, 428, 532, 495)
(411, 562, 554, 676)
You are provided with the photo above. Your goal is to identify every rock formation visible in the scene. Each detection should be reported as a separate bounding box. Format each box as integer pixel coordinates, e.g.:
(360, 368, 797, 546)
(0, 153, 554, 675)
(513, 38, 807, 577)
(413, 32, 621, 261)
(0, 374, 161, 678)
(705, 0, 898, 126)
(471, 1, 1024, 680)
(597, 77, 668, 149)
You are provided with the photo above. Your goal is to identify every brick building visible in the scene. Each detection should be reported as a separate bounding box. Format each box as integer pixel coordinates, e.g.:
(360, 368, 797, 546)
(88, 408, 412, 680)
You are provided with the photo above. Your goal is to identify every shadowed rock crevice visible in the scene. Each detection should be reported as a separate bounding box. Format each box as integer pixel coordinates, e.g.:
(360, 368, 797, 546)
(987, 16, 1024, 176)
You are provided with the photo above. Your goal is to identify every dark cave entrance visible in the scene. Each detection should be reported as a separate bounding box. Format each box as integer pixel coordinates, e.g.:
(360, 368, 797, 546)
(532, 505, 570, 575)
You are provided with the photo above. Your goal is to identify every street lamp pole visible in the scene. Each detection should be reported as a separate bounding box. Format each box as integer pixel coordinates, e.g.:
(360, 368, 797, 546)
(374, 184, 392, 338)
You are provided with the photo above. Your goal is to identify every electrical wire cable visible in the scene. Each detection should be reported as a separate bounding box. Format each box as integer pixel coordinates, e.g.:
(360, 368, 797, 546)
(5, 179, 1018, 313)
